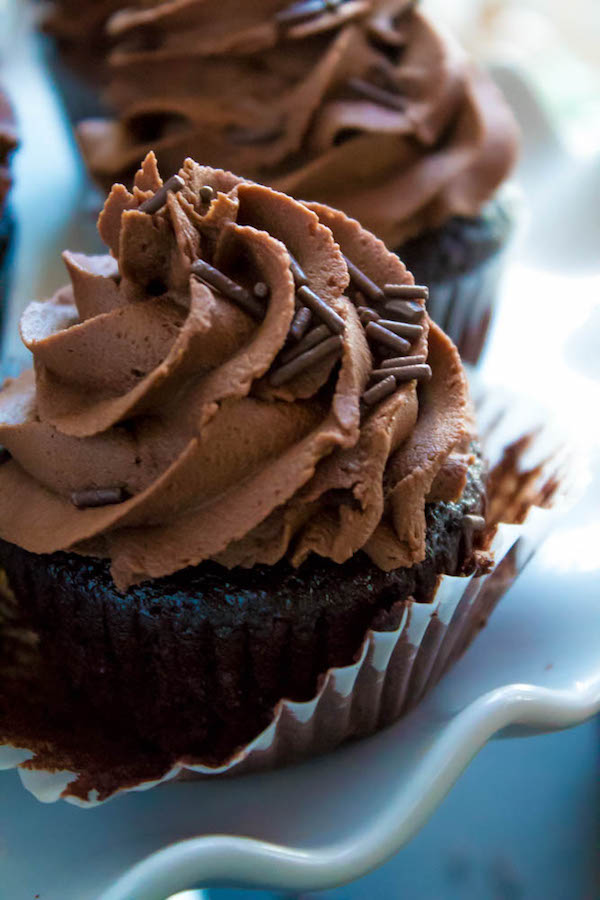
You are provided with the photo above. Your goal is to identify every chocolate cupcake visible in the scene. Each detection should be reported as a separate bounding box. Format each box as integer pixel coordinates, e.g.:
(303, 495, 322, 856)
(74, 0, 519, 363)
(0, 155, 501, 799)
(0, 90, 18, 325)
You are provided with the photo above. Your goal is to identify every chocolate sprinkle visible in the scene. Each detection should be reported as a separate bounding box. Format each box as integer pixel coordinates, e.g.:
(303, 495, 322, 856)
(199, 185, 215, 204)
(289, 306, 313, 342)
(382, 299, 424, 323)
(288, 252, 309, 288)
(380, 354, 427, 369)
(270, 335, 343, 387)
(71, 488, 127, 509)
(297, 285, 345, 335)
(358, 306, 380, 325)
(365, 321, 411, 355)
(343, 255, 384, 303)
(191, 259, 265, 320)
(383, 284, 429, 300)
(253, 281, 271, 300)
(377, 319, 423, 340)
(138, 174, 185, 215)
(362, 375, 397, 407)
(371, 364, 432, 384)
(280, 324, 330, 364)
(348, 77, 405, 112)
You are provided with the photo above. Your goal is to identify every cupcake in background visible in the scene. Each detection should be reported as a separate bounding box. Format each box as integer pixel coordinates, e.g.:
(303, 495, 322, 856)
(35, 0, 123, 121)
(0, 90, 18, 326)
(75, 0, 519, 363)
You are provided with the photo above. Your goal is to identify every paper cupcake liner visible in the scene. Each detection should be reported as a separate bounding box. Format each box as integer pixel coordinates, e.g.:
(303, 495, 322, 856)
(0, 386, 572, 806)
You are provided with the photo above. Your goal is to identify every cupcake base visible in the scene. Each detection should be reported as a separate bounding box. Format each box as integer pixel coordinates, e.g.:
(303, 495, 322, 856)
(0, 451, 488, 798)
(0, 380, 563, 806)
(397, 201, 515, 364)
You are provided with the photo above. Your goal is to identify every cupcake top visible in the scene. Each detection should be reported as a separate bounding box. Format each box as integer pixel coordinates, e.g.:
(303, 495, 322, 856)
(0, 91, 17, 214)
(0, 154, 472, 590)
(78, 0, 519, 248)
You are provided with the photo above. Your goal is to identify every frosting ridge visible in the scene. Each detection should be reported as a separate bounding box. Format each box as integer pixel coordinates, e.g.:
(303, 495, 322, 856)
(78, 0, 519, 247)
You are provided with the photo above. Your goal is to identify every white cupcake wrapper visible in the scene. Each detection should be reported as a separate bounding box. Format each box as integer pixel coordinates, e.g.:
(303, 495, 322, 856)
(0, 383, 577, 806)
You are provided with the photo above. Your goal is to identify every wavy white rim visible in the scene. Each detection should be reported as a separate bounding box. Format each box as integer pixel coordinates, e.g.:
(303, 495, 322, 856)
(100, 675, 600, 900)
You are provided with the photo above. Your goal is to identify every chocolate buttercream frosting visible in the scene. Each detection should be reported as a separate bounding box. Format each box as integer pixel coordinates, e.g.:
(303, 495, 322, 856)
(0, 154, 472, 589)
(77, 0, 519, 248)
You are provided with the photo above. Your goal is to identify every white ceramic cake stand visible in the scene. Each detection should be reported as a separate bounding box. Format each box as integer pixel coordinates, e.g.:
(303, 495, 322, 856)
(0, 21, 599, 899)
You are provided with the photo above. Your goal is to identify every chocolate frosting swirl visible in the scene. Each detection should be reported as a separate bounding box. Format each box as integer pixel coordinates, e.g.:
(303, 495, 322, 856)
(78, 0, 518, 247)
(0, 154, 471, 589)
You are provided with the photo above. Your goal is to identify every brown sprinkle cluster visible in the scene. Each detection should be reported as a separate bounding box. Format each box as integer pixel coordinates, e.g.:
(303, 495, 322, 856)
(269, 250, 346, 386)
(131, 177, 430, 408)
(269, 251, 431, 397)
(345, 257, 431, 408)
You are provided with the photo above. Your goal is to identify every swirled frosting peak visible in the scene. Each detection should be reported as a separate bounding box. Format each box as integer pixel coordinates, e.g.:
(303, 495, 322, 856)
(78, 0, 519, 248)
(0, 154, 470, 589)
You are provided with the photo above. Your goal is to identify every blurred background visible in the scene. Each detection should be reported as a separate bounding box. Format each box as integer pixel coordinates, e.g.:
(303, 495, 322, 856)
(0, 1, 599, 898)
(427, 0, 600, 154)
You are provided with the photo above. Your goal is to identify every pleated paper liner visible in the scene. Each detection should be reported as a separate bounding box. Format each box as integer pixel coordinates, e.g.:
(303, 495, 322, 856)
(0, 383, 574, 806)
